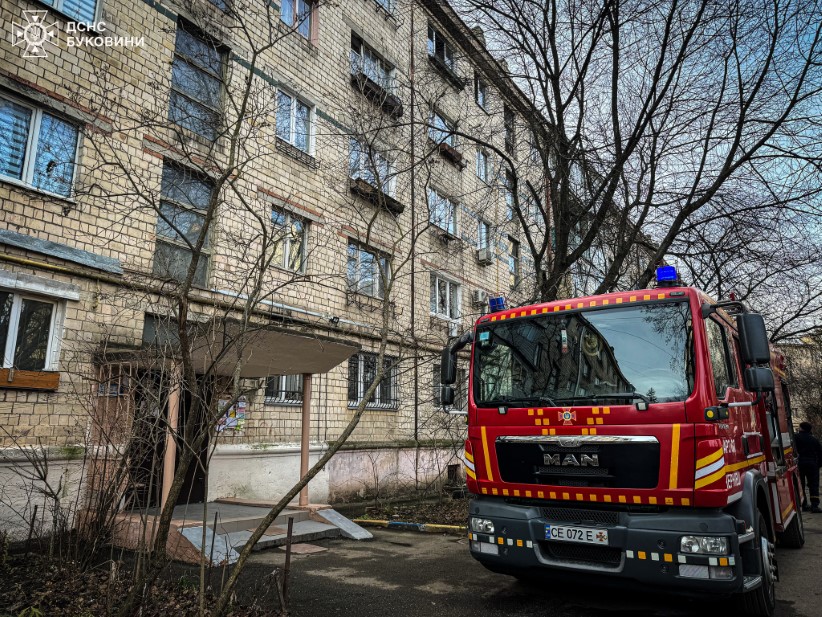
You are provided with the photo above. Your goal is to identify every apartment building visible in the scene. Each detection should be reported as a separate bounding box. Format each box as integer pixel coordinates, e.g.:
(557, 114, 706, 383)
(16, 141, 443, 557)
(0, 0, 547, 535)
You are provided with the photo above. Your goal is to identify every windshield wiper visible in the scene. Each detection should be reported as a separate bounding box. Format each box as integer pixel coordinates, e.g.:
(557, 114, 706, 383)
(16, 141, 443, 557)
(555, 391, 650, 404)
(484, 395, 558, 408)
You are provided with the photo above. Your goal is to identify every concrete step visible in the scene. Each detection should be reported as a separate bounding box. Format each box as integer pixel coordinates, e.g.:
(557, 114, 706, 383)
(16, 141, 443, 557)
(211, 508, 310, 534)
(181, 520, 340, 565)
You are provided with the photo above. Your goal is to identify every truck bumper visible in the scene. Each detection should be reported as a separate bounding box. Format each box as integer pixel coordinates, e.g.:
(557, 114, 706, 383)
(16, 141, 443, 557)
(468, 496, 745, 595)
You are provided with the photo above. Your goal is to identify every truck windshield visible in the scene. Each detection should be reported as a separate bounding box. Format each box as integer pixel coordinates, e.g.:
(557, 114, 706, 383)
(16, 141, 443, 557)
(474, 302, 694, 407)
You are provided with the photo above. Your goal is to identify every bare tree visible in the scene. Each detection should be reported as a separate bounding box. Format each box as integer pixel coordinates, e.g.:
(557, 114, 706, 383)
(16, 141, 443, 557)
(444, 0, 822, 301)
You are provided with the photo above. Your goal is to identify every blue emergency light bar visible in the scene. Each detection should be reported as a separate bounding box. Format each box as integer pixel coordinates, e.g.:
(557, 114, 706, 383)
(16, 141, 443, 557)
(488, 296, 506, 312)
(656, 265, 678, 283)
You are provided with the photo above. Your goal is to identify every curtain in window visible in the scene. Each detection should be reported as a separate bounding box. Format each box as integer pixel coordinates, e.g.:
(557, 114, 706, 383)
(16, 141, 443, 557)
(0, 99, 32, 180)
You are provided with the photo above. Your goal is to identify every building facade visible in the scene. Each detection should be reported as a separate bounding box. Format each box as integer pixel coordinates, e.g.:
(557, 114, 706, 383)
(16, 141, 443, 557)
(0, 0, 547, 536)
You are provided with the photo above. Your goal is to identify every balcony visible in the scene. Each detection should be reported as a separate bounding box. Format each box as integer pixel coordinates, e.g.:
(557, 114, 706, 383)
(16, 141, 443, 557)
(349, 177, 404, 215)
(350, 71, 404, 119)
(428, 53, 466, 91)
(436, 141, 466, 170)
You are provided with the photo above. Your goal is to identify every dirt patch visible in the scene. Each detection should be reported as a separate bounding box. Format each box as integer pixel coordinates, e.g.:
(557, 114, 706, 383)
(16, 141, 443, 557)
(361, 497, 469, 526)
(0, 554, 268, 617)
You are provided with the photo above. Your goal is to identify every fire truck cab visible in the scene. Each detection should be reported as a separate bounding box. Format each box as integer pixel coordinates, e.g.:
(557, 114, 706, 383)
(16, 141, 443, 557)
(440, 269, 803, 616)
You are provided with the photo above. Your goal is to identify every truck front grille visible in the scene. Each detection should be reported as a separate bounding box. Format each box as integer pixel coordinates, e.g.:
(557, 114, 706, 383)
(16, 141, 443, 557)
(540, 507, 619, 526)
(539, 542, 623, 568)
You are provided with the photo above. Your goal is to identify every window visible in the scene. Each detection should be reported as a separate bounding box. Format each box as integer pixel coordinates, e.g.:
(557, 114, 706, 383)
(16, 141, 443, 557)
(475, 150, 488, 182)
(208, 0, 229, 10)
(271, 208, 306, 272)
(705, 319, 736, 398)
(429, 111, 455, 147)
(427, 188, 457, 235)
(347, 241, 390, 298)
(430, 274, 460, 320)
(349, 137, 393, 196)
(281, 0, 313, 39)
(427, 24, 455, 69)
(169, 26, 224, 140)
(478, 220, 491, 250)
(375, 0, 394, 12)
(265, 374, 303, 404)
(508, 237, 520, 289)
(153, 164, 213, 286)
(42, 0, 97, 22)
(474, 75, 488, 109)
(504, 105, 515, 154)
(276, 91, 312, 153)
(350, 34, 395, 92)
(504, 171, 515, 220)
(348, 352, 398, 408)
(0, 291, 57, 371)
(0, 95, 79, 197)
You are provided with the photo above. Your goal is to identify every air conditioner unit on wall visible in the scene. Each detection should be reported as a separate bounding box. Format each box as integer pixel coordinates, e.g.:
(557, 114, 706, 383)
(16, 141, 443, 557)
(472, 289, 488, 306)
(476, 247, 493, 266)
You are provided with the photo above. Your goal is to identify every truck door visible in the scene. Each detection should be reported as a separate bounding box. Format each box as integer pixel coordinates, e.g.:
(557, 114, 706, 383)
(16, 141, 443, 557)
(767, 378, 796, 529)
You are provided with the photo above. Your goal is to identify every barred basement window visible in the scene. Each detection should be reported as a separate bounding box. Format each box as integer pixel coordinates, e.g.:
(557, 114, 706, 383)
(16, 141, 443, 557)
(348, 352, 398, 409)
(264, 374, 303, 404)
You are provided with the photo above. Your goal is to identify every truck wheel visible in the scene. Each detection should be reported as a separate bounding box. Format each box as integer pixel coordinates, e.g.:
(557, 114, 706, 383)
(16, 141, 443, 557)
(778, 493, 805, 549)
(738, 513, 776, 617)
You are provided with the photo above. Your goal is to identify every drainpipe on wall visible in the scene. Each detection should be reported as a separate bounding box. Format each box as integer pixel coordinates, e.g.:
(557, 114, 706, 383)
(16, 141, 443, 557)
(161, 362, 182, 510)
(299, 372, 312, 506)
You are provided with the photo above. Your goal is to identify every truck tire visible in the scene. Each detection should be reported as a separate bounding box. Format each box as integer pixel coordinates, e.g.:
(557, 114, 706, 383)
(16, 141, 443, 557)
(778, 493, 805, 549)
(738, 513, 776, 617)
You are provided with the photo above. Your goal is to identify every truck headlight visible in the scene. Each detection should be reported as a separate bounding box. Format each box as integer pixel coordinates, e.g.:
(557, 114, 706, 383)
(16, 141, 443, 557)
(680, 535, 728, 555)
(470, 518, 495, 534)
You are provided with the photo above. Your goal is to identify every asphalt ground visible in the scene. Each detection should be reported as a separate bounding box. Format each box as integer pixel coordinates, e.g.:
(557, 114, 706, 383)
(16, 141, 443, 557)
(233, 508, 822, 617)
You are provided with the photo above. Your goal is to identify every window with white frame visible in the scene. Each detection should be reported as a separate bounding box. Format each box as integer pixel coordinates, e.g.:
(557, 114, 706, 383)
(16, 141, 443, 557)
(508, 236, 520, 289)
(43, 0, 97, 22)
(264, 374, 303, 404)
(349, 137, 393, 195)
(271, 208, 306, 272)
(474, 74, 488, 109)
(430, 274, 460, 320)
(428, 111, 455, 147)
(427, 188, 457, 235)
(427, 24, 455, 69)
(281, 0, 314, 39)
(0, 95, 79, 198)
(153, 164, 213, 286)
(348, 352, 398, 408)
(478, 220, 491, 250)
(0, 291, 58, 371)
(169, 25, 224, 140)
(276, 91, 312, 153)
(347, 241, 390, 298)
(350, 34, 395, 92)
(475, 149, 488, 182)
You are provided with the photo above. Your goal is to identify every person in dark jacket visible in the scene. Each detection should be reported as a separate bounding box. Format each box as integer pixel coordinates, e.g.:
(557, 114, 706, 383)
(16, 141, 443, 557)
(795, 421, 822, 513)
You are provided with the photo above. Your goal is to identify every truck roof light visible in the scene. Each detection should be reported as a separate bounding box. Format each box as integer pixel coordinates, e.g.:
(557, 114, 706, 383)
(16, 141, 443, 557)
(656, 265, 678, 283)
(489, 296, 506, 312)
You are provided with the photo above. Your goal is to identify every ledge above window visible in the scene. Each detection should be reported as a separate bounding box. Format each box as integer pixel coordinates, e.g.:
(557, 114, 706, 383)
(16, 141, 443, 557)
(0, 369, 60, 391)
(349, 177, 404, 215)
(428, 54, 466, 91)
(350, 71, 403, 119)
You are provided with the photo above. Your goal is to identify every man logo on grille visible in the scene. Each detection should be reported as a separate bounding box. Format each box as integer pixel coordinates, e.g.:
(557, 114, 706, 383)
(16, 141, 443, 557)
(12, 11, 58, 58)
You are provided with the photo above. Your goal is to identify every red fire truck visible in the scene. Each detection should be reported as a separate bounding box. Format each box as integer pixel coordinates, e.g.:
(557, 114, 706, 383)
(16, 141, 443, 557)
(440, 267, 803, 616)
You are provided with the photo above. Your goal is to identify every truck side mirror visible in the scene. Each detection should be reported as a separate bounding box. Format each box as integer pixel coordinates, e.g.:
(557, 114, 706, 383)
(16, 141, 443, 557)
(743, 366, 775, 393)
(440, 385, 455, 406)
(441, 346, 457, 385)
(736, 313, 770, 365)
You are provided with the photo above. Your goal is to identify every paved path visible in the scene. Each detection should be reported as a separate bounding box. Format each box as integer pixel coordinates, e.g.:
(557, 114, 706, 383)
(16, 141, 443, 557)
(239, 510, 822, 616)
